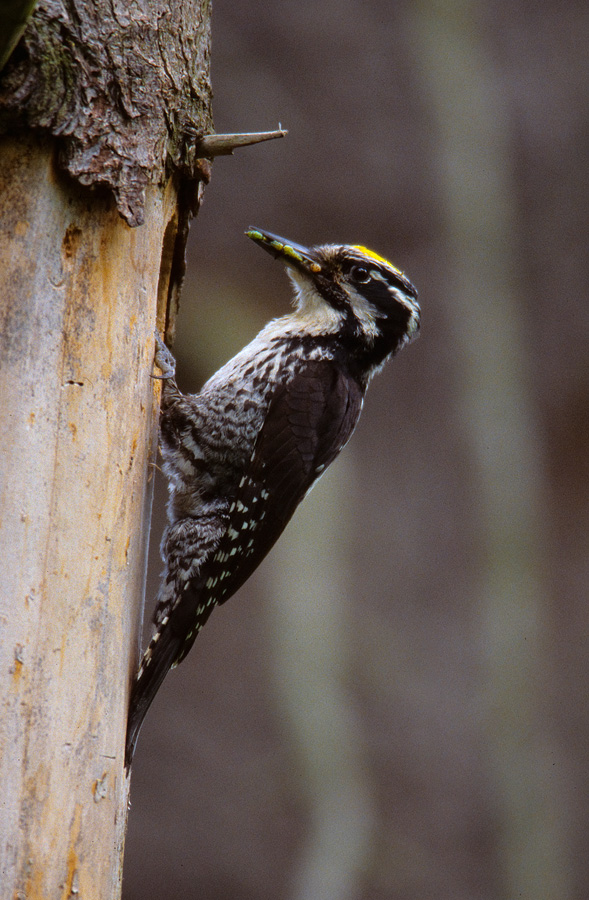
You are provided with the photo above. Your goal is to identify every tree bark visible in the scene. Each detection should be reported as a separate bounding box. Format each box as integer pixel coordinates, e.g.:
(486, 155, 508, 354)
(0, 1, 212, 896)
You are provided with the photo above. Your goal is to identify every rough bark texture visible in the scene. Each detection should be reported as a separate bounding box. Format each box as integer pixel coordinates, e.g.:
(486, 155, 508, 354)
(0, 0, 213, 227)
(0, 1, 212, 896)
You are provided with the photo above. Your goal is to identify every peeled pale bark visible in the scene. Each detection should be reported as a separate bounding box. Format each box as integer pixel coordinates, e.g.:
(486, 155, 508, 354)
(0, 1, 212, 895)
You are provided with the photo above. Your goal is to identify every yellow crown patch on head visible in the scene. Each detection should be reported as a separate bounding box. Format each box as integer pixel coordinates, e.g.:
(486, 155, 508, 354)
(351, 245, 404, 278)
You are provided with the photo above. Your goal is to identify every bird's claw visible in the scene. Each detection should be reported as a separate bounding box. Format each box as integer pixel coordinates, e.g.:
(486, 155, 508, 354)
(153, 333, 176, 380)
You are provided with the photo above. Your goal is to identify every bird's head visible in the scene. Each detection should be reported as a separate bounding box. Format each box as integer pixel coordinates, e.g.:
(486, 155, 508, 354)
(247, 227, 420, 375)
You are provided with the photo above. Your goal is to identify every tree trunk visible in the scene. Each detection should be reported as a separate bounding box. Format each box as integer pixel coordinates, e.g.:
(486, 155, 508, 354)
(0, 1, 212, 896)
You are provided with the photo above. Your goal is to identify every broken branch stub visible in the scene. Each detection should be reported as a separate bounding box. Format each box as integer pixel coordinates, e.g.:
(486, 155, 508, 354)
(195, 128, 288, 157)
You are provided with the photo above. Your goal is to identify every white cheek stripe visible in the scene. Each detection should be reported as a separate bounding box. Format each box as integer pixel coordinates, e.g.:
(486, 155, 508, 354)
(344, 285, 381, 339)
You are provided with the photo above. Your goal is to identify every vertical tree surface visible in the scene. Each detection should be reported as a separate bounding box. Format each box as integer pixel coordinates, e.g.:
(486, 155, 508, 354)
(0, 1, 212, 896)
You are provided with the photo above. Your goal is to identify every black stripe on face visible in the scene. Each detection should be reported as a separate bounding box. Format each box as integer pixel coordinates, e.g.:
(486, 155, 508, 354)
(306, 272, 416, 360)
(342, 258, 417, 302)
(312, 247, 417, 315)
(354, 278, 414, 322)
(315, 277, 354, 314)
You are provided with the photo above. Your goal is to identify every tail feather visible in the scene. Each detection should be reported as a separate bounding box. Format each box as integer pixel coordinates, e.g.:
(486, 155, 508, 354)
(125, 626, 183, 770)
(125, 581, 214, 769)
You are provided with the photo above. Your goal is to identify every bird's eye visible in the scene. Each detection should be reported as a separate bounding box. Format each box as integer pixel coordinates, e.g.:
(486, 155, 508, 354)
(350, 265, 371, 284)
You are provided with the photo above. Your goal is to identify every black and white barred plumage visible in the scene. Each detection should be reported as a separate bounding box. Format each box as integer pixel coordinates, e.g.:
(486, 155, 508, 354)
(125, 228, 419, 767)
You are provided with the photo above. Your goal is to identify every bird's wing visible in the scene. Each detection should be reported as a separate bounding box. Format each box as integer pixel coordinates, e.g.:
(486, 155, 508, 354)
(197, 357, 364, 611)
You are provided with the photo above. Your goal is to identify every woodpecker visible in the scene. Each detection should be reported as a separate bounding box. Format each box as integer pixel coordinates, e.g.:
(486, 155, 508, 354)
(125, 227, 419, 768)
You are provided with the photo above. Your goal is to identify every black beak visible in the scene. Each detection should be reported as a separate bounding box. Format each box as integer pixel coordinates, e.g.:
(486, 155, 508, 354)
(246, 227, 322, 274)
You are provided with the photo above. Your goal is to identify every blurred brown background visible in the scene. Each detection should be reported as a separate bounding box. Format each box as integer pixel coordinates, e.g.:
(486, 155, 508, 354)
(123, 1, 588, 898)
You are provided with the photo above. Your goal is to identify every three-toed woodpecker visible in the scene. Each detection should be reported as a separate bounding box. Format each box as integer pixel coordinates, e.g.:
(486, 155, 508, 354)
(125, 227, 419, 767)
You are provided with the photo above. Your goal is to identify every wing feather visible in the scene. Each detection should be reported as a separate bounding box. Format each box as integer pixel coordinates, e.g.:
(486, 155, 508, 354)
(196, 359, 363, 608)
